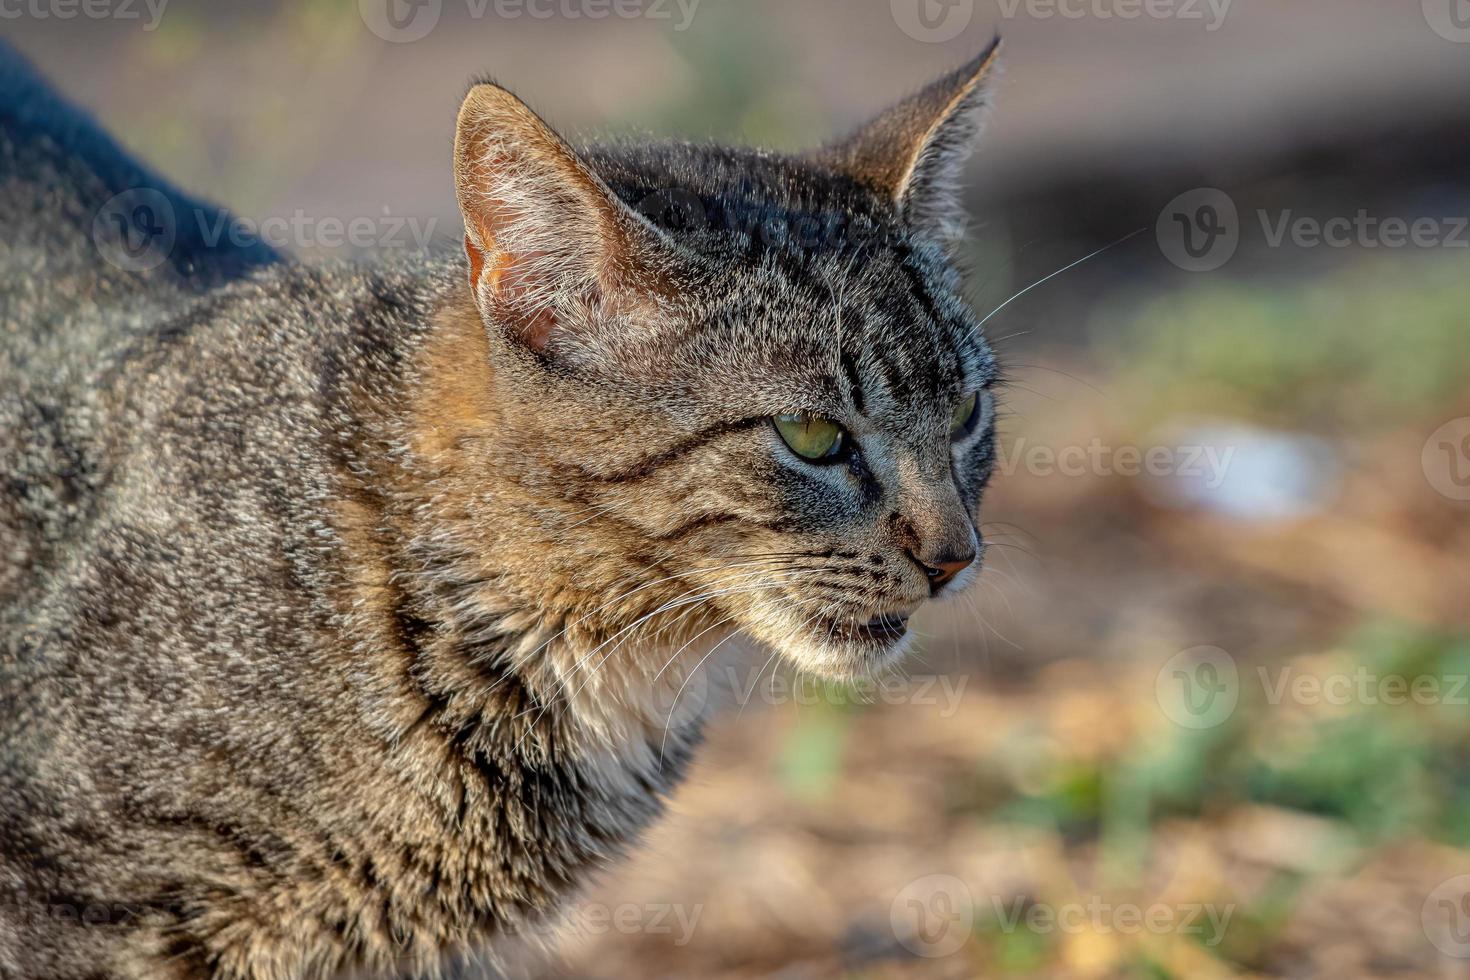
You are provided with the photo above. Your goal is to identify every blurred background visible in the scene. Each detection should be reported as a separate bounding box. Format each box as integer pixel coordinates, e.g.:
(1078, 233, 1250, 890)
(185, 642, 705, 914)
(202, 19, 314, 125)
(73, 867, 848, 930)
(7, 1, 1470, 976)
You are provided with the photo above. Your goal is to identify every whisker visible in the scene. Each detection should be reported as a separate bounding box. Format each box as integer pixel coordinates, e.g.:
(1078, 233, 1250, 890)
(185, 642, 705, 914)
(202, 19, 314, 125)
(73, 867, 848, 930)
(973, 228, 1145, 334)
(511, 568, 825, 753)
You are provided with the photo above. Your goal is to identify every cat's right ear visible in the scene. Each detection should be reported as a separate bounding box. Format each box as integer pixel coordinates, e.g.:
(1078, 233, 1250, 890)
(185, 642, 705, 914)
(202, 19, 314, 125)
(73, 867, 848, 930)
(815, 38, 1002, 245)
(453, 83, 673, 355)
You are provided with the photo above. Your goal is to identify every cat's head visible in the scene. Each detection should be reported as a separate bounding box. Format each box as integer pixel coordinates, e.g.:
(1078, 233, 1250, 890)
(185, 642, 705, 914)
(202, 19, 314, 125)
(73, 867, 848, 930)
(452, 42, 1002, 679)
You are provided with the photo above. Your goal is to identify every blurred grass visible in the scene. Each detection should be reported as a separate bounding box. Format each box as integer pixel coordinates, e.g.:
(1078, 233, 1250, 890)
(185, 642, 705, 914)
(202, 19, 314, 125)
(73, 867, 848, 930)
(623, 0, 822, 148)
(1102, 256, 1470, 432)
(751, 613, 1470, 978)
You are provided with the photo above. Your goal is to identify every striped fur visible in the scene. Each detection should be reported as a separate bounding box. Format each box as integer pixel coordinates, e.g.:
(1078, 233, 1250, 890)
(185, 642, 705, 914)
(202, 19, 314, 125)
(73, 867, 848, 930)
(0, 40, 1002, 979)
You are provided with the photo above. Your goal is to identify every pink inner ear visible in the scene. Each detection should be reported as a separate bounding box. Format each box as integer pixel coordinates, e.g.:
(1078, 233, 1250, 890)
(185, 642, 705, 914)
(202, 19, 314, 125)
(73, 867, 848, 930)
(500, 251, 558, 351)
(466, 230, 561, 352)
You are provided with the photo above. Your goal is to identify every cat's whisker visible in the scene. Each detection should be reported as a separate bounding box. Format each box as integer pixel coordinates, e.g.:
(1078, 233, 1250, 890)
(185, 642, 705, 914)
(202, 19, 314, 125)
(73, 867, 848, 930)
(555, 501, 625, 532)
(972, 228, 1146, 335)
(579, 569, 827, 693)
(513, 554, 814, 673)
(658, 596, 834, 768)
(736, 646, 783, 721)
(580, 586, 820, 752)
(970, 580, 1024, 651)
(1001, 361, 1108, 396)
(509, 568, 823, 749)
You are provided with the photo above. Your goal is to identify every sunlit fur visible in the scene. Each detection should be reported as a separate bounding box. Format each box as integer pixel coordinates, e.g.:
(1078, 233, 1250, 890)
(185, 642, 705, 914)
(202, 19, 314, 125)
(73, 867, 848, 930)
(1, 39, 1002, 979)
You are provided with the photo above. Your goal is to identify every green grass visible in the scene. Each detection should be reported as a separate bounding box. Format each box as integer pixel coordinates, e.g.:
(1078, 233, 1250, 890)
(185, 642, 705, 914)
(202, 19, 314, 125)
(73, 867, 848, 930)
(1101, 257, 1470, 432)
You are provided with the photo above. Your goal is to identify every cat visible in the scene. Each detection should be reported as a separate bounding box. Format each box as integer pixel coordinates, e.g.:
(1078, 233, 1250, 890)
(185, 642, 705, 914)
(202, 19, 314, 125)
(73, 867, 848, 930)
(0, 36, 1002, 980)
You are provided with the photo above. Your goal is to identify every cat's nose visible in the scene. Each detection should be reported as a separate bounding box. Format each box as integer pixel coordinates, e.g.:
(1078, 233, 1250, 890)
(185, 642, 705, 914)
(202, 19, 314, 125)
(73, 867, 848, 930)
(910, 549, 975, 594)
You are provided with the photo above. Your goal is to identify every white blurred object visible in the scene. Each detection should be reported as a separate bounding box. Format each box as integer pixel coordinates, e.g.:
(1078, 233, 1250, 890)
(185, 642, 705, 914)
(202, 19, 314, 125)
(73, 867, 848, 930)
(1144, 420, 1340, 522)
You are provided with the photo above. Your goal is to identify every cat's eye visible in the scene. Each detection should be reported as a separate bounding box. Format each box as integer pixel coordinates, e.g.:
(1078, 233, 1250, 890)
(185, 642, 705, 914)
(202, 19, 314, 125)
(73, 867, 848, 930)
(773, 413, 848, 462)
(949, 392, 981, 440)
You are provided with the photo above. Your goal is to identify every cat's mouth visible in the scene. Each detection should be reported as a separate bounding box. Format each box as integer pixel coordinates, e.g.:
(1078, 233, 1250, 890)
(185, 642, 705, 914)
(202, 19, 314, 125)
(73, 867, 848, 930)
(772, 608, 917, 678)
(830, 612, 911, 645)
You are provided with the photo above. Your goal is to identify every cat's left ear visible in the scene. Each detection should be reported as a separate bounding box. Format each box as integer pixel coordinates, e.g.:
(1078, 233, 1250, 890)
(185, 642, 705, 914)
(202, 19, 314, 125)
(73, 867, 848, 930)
(453, 81, 680, 356)
(815, 38, 1002, 244)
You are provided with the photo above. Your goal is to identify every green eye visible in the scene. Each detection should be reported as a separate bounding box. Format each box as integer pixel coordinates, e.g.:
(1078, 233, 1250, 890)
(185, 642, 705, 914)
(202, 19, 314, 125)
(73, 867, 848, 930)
(949, 392, 980, 439)
(773, 413, 847, 462)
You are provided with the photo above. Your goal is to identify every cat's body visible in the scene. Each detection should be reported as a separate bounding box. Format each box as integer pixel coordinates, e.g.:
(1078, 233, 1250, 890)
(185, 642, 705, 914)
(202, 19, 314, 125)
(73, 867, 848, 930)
(1, 39, 1003, 980)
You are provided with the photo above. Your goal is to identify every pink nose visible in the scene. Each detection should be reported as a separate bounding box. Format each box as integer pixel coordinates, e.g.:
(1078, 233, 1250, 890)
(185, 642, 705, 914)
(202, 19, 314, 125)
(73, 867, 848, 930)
(915, 552, 975, 592)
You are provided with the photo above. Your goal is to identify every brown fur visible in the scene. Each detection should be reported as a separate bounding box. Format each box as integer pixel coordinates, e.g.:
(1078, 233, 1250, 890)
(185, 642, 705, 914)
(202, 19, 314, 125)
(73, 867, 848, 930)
(1, 42, 1004, 978)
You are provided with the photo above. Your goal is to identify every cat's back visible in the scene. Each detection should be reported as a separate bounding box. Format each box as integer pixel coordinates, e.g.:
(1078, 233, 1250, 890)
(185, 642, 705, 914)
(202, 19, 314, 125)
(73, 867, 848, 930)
(0, 40, 280, 367)
(0, 42, 295, 606)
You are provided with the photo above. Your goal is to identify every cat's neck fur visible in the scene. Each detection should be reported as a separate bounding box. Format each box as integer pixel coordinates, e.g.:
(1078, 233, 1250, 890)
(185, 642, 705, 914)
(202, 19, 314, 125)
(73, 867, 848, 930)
(341, 287, 726, 772)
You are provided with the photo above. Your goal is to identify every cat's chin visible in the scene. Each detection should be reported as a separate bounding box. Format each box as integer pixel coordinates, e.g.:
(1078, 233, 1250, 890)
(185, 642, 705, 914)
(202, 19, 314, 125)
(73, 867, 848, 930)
(756, 612, 919, 680)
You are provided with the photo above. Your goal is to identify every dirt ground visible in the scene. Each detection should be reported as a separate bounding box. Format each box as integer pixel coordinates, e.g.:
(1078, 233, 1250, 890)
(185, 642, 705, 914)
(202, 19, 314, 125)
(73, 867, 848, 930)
(551, 358, 1470, 979)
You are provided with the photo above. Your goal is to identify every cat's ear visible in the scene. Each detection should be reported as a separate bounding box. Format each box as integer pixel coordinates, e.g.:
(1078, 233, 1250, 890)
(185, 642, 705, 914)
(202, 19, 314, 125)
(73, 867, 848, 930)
(453, 82, 673, 354)
(815, 38, 1002, 244)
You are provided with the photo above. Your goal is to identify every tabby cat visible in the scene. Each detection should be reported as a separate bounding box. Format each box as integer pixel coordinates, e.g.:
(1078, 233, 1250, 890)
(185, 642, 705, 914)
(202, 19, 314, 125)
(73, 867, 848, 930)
(0, 37, 1002, 979)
